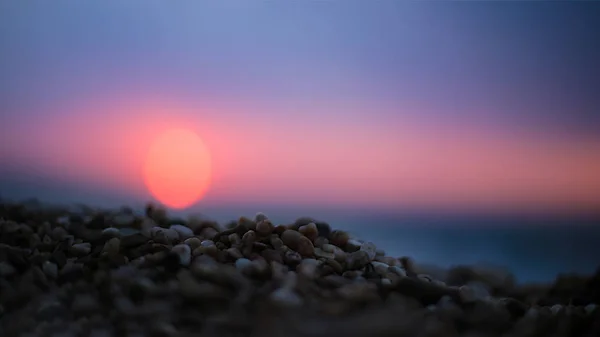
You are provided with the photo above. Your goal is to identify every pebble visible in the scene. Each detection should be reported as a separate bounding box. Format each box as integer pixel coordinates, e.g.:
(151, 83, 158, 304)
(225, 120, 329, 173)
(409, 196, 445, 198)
(254, 212, 269, 223)
(0, 262, 16, 277)
(171, 244, 191, 266)
(269, 287, 303, 307)
(42, 261, 58, 279)
(359, 242, 377, 260)
(298, 222, 318, 242)
(169, 224, 194, 240)
(151, 227, 179, 244)
(346, 250, 371, 270)
(585, 303, 597, 315)
(183, 237, 202, 250)
(101, 227, 121, 239)
(70, 242, 92, 256)
(1, 199, 598, 337)
(329, 230, 350, 248)
(370, 261, 390, 275)
(256, 220, 274, 236)
(102, 237, 121, 256)
(113, 213, 136, 227)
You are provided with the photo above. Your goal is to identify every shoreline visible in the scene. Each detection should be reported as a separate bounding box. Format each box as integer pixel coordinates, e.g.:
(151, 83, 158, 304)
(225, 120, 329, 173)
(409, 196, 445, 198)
(1, 200, 599, 336)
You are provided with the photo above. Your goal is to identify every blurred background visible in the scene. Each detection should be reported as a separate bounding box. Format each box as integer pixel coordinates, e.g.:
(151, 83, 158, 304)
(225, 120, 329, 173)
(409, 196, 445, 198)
(1, 1, 599, 282)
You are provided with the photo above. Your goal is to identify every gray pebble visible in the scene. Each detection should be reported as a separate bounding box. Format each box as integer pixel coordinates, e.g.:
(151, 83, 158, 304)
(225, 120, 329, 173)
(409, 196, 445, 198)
(169, 224, 194, 240)
(70, 242, 91, 256)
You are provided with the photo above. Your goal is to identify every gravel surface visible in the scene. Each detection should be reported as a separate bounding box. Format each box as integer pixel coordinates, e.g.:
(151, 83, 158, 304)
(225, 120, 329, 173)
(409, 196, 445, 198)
(0, 200, 599, 337)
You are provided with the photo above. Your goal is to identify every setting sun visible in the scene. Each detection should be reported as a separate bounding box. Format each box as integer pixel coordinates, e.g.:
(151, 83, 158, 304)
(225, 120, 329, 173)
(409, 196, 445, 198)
(143, 128, 212, 209)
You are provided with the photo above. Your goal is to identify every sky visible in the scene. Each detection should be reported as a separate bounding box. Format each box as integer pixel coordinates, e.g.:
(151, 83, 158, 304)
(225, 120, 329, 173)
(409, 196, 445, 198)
(1, 1, 600, 215)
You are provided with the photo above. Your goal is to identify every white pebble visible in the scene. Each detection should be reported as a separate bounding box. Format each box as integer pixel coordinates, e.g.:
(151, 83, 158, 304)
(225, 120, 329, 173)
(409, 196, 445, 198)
(388, 266, 407, 277)
(171, 244, 191, 266)
(169, 225, 194, 240)
(346, 239, 362, 252)
(101, 227, 121, 238)
(370, 261, 390, 275)
(359, 242, 377, 260)
(200, 240, 215, 247)
(235, 258, 253, 273)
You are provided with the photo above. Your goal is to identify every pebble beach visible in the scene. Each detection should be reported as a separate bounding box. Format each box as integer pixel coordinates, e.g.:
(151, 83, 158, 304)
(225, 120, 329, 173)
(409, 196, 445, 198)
(1, 200, 599, 337)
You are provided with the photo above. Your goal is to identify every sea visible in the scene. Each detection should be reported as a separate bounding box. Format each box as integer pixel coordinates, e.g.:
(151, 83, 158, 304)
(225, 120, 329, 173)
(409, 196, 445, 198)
(199, 207, 600, 284)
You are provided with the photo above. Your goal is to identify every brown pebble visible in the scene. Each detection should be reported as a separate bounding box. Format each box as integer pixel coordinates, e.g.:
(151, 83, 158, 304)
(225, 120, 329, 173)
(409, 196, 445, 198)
(299, 223, 318, 242)
(296, 236, 315, 257)
(329, 230, 349, 248)
(281, 230, 303, 250)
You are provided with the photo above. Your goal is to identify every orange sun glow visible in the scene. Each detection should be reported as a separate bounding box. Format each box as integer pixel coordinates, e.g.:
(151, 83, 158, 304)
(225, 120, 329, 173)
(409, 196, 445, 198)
(143, 128, 212, 209)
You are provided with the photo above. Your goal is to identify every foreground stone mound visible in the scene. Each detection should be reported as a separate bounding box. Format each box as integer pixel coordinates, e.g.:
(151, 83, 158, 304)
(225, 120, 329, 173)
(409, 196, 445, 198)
(0, 200, 598, 337)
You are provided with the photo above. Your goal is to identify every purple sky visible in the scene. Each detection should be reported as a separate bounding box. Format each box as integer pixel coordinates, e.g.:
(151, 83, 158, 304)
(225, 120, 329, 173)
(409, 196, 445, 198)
(1, 1, 599, 214)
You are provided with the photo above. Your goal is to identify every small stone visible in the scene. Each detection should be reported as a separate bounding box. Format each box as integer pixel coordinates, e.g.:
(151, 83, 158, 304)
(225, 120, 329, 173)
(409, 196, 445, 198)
(315, 221, 331, 238)
(70, 243, 92, 256)
(242, 230, 257, 244)
(226, 247, 243, 260)
(113, 213, 136, 227)
(418, 274, 433, 282)
(314, 248, 335, 260)
(346, 250, 370, 270)
(329, 230, 350, 248)
(585, 303, 597, 315)
(321, 244, 346, 262)
(256, 220, 274, 236)
(183, 237, 202, 250)
(235, 258, 253, 274)
(121, 233, 148, 248)
(459, 283, 491, 303)
(71, 294, 100, 316)
(270, 235, 284, 250)
(375, 256, 399, 266)
(254, 212, 269, 223)
(101, 227, 121, 239)
(297, 259, 319, 279)
(172, 244, 191, 266)
(42, 261, 58, 279)
(270, 287, 303, 307)
(151, 227, 179, 244)
(370, 261, 390, 275)
(101, 237, 121, 256)
(359, 242, 377, 260)
(281, 230, 303, 250)
(296, 236, 315, 257)
(0, 262, 16, 277)
(313, 237, 328, 248)
(284, 250, 302, 265)
(299, 223, 318, 242)
(193, 240, 218, 257)
(169, 225, 194, 240)
(228, 233, 241, 246)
